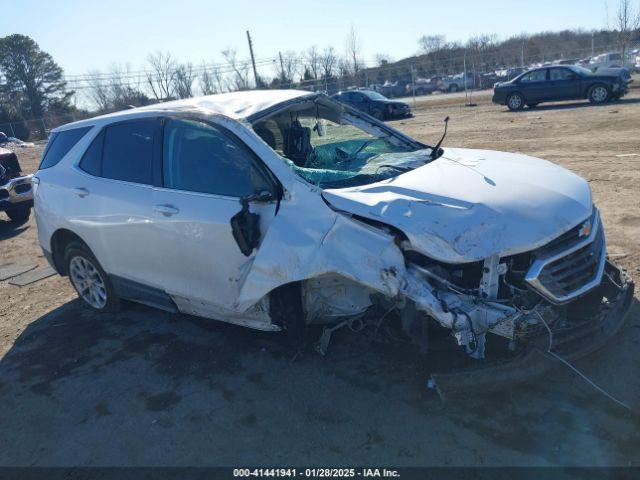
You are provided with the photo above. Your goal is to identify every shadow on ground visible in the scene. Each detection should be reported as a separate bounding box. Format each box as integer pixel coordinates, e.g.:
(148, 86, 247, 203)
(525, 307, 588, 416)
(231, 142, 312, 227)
(0, 298, 639, 466)
(0, 217, 29, 241)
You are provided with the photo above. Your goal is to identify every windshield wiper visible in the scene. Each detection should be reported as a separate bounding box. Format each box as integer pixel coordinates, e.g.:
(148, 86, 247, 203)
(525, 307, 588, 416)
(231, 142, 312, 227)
(429, 116, 450, 160)
(375, 164, 413, 174)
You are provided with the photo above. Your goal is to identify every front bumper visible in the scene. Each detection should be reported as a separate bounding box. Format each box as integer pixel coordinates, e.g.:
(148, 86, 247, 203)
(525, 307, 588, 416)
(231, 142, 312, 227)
(431, 261, 634, 400)
(492, 91, 507, 105)
(0, 174, 33, 211)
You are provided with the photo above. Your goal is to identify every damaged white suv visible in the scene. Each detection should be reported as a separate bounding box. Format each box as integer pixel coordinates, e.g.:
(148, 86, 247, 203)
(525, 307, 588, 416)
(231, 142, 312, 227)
(34, 90, 633, 388)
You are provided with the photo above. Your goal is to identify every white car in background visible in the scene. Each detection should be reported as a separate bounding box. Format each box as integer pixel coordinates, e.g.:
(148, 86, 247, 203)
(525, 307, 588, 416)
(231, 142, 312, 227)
(588, 52, 634, 71)
(33, 90, 633, 390)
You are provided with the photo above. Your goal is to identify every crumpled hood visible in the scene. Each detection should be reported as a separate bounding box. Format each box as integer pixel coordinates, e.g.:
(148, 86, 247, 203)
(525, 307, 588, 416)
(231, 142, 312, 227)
(322, 147, 592, 263)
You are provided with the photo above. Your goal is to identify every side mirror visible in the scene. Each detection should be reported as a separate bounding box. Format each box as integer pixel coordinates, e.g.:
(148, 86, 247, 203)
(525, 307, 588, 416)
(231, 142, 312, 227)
(245, 190, 274, 203)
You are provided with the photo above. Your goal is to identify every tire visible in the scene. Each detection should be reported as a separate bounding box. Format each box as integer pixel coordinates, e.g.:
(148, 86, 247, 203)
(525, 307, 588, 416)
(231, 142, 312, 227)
(588, 84, 609, 104)
(6, 205, 31, 222)
(507, 92, 525, 111)
(64, 241, 121, 312)
(526, 103, 539, 108)
(448, 84, 459, 93)
(371, 109, 384, 120)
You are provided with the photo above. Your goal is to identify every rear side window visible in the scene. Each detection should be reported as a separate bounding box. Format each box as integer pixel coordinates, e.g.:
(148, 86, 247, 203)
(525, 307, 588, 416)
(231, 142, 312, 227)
(39, 127, 92, 169)
(520, 70, 547, 83)
(102, 119, 158, 185)
(79, 131, 104, 176)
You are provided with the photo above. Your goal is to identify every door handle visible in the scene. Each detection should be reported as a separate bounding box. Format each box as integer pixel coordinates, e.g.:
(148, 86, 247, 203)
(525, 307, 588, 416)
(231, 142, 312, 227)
(72, 187, 89, 198)
(154, 204, 179, 216)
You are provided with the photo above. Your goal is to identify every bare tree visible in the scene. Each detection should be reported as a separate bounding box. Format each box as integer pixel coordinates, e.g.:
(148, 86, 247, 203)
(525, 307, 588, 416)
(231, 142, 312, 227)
(174, 62, 195, 99)
(86, 70, 110, 111)
(85, 64, 149, 111)
(613, 0, 640, 59)
(200, 63, 216, 95)
(222, 48, 250, 91)
(320, 46, 338, 79)
(374, 53, 393, 66)
(275, 51, 300, 86)
(304, 46, 321, 79)
(418, 34, 446, 54)
(146, 51, 176, 100)
(345, 25, 363, 75)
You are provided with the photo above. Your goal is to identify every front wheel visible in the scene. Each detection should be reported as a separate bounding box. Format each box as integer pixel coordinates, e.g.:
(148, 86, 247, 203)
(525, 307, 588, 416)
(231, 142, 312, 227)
(65, 242, 121, 312)
(588, 84, 609, 104)
(507, 93, 525, 111)
(5, 205, 31, 222)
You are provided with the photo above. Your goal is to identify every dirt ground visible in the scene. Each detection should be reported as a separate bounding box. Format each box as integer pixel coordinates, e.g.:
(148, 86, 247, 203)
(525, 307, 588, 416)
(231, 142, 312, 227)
(1, 88, 639, 467)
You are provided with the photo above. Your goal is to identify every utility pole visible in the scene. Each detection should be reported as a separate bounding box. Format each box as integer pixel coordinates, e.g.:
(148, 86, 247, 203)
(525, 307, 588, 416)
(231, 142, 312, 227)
(410, 64, 416, 106)
(246, 30, 260, 88)
(591, 31, 595, 57)
(278, 51, 285, 86)
(521, 40, 525, 68)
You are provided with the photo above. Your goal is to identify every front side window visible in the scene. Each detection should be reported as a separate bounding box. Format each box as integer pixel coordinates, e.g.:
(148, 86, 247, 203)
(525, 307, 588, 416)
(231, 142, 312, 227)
(162, 119, 272, 197)
(39, 126, 92, 170)
(102, 119, 158, 185)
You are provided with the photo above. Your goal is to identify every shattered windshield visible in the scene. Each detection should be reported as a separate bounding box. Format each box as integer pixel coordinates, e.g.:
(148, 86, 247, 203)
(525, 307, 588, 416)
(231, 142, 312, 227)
(253, 100, 429, 189)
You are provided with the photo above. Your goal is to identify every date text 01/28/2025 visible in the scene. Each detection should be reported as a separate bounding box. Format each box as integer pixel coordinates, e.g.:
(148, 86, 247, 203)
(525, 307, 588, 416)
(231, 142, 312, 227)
(233, 468, 401, 478)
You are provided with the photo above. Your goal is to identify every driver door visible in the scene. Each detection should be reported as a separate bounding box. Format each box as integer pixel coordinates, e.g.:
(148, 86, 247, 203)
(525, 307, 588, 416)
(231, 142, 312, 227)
(151, 117, 279, 312)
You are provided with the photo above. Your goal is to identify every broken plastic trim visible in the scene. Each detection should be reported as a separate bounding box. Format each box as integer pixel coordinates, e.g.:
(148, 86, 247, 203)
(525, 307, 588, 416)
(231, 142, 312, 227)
(430, 261, 634, 400)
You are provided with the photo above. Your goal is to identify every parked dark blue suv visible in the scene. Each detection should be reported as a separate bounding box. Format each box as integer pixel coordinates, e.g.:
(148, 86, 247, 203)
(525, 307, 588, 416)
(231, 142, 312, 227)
(493, 65, 631, 110)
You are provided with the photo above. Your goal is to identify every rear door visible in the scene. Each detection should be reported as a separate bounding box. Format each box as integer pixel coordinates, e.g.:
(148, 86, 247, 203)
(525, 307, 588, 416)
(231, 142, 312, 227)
(151, 117, 279, 312)
(517, 69, 549, 103)
(73, 118, 163, 287)
(548, 67, 581, 100)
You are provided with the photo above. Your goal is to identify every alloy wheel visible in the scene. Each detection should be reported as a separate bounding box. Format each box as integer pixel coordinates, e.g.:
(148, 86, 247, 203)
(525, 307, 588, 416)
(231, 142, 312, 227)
(69, 256, 108, 309)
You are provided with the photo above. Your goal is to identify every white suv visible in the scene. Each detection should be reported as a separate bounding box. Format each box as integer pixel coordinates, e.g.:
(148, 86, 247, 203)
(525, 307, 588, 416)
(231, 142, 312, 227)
(34, 90, 633, 381)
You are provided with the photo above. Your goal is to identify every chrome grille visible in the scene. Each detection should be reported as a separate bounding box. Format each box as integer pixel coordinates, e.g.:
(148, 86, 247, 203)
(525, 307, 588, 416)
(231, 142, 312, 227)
(525, 210, 606, 304)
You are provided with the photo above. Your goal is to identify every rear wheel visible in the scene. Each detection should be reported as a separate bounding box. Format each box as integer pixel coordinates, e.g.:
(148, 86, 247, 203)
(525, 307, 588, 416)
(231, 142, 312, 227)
(64, 242, 120, 312)
(588, 84, 609, 104)
(371, 109, 384, 120)
(5, 205, 31, 222)
(507, 92, 525, 111)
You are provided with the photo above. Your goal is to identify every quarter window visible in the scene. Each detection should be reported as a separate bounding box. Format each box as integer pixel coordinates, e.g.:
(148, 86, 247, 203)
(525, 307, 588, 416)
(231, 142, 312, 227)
(162, 119, 272, 197)
(102, 119, 158, 185)
(39, 126, 92, 170)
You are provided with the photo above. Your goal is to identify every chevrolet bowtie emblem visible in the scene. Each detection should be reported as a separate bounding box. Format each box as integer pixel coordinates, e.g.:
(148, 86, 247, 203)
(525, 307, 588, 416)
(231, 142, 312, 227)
(579, 221, 592, 238)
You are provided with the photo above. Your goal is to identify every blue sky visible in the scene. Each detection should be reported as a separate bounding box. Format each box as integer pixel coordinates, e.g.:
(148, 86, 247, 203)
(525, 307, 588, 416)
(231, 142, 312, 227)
(2, 0, 610, 76)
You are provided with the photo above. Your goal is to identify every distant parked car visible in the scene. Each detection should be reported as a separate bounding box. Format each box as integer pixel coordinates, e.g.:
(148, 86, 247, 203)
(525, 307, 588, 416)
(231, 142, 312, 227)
(438, 73, 475, 92)
(406, 78, 438, 96)
(588, 52, 634, 72)
(332, 90, 411, 120)
(493, 65, 631, 111)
